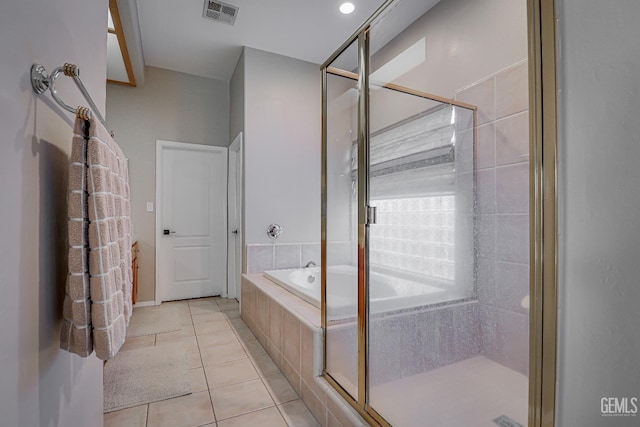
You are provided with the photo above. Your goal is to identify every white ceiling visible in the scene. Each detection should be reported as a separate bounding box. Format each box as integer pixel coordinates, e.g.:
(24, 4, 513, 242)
(136, 0, 387, 82)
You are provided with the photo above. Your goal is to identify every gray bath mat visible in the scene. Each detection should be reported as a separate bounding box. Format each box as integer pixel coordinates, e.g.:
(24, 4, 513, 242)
(126, 303, 186, 337)
(104, 345, 191, 412)
(493, 415, 524, 427)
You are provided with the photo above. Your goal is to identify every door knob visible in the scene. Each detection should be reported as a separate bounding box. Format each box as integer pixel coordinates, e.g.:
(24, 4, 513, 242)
(163, 229, 176, 235)
(232, 230, 238, 234)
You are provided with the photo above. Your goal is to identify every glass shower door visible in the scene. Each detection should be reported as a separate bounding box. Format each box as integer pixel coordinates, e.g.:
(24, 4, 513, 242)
(366, 83, 477, 426)
(322, 2, 533, 425)
(363, 2, 529, 425)
(324, 39, 360, 400)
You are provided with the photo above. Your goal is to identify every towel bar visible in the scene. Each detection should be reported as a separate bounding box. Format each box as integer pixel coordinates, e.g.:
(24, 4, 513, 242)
(30, 63, 114, 137)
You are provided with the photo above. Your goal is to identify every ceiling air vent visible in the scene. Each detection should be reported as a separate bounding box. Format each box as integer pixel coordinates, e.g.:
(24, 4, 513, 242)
(203, 0, 239, 26)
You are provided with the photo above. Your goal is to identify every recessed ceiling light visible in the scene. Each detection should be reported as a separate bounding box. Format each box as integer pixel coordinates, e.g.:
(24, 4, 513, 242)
(340, 2, 355, 14)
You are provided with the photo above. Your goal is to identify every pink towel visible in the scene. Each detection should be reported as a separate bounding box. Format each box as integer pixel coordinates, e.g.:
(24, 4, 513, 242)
(60, 116, 132, 360)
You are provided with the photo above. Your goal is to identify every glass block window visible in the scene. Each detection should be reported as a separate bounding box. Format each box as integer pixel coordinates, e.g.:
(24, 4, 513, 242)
(369, 195, 455, 282)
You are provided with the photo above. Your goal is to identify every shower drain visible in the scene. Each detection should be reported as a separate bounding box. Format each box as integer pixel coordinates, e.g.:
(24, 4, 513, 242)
(493, 415, 524, 427)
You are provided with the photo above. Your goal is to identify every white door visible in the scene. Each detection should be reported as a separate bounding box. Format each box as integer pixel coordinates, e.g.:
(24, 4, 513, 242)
(227, 133, 243, 299)
(156, 140, 228, 302)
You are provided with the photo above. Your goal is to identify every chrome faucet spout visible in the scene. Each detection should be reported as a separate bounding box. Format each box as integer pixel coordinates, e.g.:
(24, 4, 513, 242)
(304, 261, 317, 268)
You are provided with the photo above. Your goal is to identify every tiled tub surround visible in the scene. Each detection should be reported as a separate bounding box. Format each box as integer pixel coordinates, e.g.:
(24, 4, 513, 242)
(247, 242, 351, 274)
(456, 60, 530, 375)
(242, 274, 369, 427)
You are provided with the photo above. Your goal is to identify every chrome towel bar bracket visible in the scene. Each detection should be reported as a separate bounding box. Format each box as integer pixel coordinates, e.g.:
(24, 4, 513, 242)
(30, 63, 114, 137)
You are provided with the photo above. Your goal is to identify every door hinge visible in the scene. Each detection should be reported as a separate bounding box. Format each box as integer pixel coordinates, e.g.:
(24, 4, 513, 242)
(366, 205, 377, 225)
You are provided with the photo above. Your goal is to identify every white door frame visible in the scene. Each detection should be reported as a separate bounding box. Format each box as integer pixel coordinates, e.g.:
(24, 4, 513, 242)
(227, 132, 243, 299)
(155, 140, 228, 304)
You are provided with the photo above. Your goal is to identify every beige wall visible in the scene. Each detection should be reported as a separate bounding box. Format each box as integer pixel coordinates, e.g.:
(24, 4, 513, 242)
(242, 48, 321, 246)
(0, 0, 106, 425)
(106, 66, 230, 302)
(557, 0, 640, 425)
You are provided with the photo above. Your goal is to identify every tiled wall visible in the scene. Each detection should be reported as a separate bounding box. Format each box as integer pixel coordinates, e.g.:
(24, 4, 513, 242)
(456, 60, 530, 375)
(246, 242, 351, 274)
(241, 274, 369, 427)
(246, 243, 318, 274)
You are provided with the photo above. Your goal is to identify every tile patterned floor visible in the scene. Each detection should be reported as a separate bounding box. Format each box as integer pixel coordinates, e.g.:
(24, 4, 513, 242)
(104, 297, 320, 427)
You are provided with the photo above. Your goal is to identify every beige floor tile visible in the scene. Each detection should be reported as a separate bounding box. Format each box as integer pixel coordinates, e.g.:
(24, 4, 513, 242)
(104, 405, 147, 427)
(192, 312, 227, 324)
(233, 327, 257, 344)
(178, 314, 196, 327)
(121, 334, 156, 352)
(120, 340, 156, 352)
(155, 325, 195, 341)
(222, 309, 241, 320)
(154, 335, 198, 348)
(152, 339, 201, 369)
(218, 305, 238, 313)
(218, 407, 287, 427)
(241, 339, 267, 357)
(197, 330, 239, 349)
(189, 306, 222, 316)
(184, 346, 204, 369)
(228, 318, 246, 329)
(195, 320, 231, 336)
(147, 391, 215, 427)
(251, 354, 281, 377)
(210, 379, 275, 420)
(124, 334, 156, 345)
(278, 399, 321, 427)
(189, 301, 222, 315)
(263, 373, 299, 404)
(189, 367, 209, 393)
(204, 358, 259, 388)
(189, 303, 221, 316)
(216, 300, 239, 312)
(200, 342, 247, 366)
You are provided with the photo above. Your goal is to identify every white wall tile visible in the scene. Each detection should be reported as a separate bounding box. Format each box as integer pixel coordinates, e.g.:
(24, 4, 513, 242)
(301, 244, 320, 267)
(495, 61, 529, 119)
(456, 77, 495, 125)
(247, 244, 274, 274)
(496, 162, 529, 214)
(274, 244, 301, 270)
(496, 112, 529, 166)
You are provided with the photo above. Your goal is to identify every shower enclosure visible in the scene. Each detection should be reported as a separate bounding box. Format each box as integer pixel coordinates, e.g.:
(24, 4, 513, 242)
(319, 0, 552, 425)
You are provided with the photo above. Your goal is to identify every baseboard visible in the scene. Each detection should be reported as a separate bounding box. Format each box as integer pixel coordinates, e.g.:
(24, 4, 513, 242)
(133, 301, 158, 308)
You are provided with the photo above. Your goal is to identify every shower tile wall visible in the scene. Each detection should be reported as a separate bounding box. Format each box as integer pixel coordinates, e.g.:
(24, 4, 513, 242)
(456, 60, 530, 375)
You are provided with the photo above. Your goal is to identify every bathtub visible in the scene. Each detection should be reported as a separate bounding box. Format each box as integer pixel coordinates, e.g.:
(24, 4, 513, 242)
(263, 265, 450, 317)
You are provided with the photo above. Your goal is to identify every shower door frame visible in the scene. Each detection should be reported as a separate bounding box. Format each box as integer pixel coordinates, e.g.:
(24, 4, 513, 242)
(320, 0, 559, 425)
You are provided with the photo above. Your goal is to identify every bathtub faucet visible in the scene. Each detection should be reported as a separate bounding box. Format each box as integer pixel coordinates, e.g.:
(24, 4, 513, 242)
(304, 261, 316, 268)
